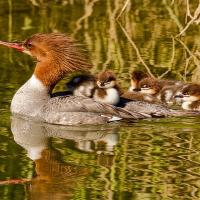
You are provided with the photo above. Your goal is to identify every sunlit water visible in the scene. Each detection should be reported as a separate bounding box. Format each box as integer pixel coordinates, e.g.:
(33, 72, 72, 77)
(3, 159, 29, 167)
(0, 0, 200, 199)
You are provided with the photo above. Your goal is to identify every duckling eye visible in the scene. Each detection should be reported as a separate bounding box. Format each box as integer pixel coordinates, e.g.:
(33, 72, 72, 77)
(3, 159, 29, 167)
(183, 91, 189, 95)
(74, 77, 81, 83)
(105, 81, 111, 85)
(142, 84, 148, 88)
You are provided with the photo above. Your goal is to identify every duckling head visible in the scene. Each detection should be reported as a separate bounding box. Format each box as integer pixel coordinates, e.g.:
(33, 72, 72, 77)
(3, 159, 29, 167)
(129, 70, 148, 91)
(96, 70, 117, 89)
(139, 78, 161, 95)
(175, 84, 200, 102)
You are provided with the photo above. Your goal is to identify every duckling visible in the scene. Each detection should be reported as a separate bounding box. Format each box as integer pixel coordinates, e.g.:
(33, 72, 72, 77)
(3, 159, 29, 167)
(93, 70, 120, 105)
(139, 77, 185, 105)
(51, 74, 95, 98)
(66, 74, 95, 98)
(121, 91, 161, 104)
(121, 70, 159, 103)
(159, 84, 185, 105)
(129, 70, 148, 92)
(65, 71, 121, 106)
(175, 83, 200, 111)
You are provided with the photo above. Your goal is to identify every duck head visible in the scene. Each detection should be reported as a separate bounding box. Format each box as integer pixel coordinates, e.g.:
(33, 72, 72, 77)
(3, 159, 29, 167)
(0, 33, 92, 90)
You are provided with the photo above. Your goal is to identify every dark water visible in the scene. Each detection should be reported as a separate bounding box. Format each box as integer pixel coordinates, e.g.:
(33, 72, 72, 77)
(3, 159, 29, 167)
(1, 0, 200, 199)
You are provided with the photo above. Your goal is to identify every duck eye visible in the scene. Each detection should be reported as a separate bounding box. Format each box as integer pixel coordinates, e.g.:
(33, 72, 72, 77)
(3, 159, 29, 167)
(26, 42, 33, 49)
(107, 77, 114, 82)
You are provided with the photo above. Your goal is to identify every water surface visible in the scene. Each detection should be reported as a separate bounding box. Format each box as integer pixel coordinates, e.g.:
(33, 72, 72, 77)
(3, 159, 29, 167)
(0, 0, 200, 199)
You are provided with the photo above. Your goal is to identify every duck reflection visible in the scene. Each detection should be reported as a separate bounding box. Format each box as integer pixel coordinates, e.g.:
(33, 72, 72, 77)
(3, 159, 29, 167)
(10, 115, 119, 199)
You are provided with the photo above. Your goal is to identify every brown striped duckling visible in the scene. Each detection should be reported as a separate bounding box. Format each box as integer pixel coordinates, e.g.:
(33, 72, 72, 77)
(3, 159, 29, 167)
(93, 70, 121, 105)
(175, 83, 200, 111)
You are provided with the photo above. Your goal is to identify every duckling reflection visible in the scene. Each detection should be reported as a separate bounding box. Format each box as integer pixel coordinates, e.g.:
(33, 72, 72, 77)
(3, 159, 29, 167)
(11, 115, 119, 199)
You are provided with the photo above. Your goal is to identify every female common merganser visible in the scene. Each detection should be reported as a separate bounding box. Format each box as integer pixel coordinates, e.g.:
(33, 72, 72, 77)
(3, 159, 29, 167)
(175, 83, 200, 111)
(0, 33, 149, 125)
(93, 70, 121, 105)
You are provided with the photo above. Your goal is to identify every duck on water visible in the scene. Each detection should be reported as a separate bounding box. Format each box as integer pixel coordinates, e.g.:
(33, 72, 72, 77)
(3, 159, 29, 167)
(0, 33, 198, 125)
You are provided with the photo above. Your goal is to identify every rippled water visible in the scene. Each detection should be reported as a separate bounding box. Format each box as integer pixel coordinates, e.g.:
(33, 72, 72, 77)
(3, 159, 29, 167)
(1, 0, 200, 199)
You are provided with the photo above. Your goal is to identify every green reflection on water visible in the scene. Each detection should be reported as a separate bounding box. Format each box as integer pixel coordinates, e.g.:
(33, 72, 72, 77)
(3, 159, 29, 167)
(0, 0, 200, 199)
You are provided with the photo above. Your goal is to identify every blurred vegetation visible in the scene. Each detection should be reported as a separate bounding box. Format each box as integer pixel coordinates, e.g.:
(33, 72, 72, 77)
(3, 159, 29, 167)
(1, 0, 200, 199)
(2, 117, 200, 199)
(0, 0, 200, 89)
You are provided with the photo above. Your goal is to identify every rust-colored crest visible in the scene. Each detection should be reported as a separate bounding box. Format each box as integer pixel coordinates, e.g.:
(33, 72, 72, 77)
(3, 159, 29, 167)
(24, 33, 93, 88)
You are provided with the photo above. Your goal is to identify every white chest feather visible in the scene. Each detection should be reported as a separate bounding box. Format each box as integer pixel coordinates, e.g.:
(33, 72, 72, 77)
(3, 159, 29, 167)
(129, 86, 135, 92)
(93, 88, 120, 105)
(182, 101, 200, 111)
(182, 102, 191, 110)
(164, 90, 173, 101)
(29, 74, 47, 91)
(11, 75, 49, 116)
